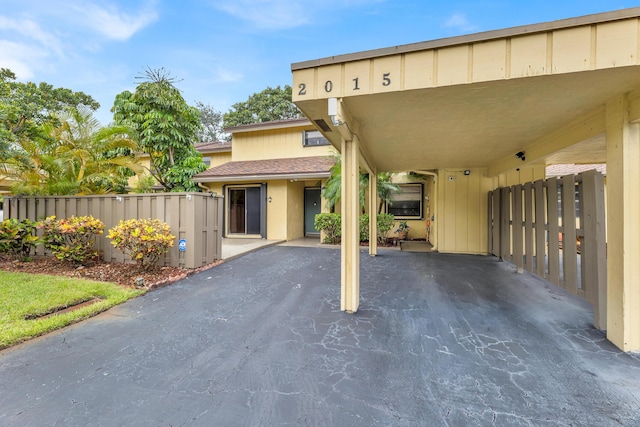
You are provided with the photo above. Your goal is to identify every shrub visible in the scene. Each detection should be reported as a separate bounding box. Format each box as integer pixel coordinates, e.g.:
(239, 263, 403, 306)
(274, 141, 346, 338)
(39, 215, 105, 265)
(376, 213, 395, 245)
(359, 214, 369, 242)
(0, 218, 39, 260)
(108, 219, 175, 270)
(314, 213, 341, 244)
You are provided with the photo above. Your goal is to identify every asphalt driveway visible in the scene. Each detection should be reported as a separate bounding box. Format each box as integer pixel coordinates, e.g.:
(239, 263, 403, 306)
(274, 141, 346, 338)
(1, 246, 640, 426)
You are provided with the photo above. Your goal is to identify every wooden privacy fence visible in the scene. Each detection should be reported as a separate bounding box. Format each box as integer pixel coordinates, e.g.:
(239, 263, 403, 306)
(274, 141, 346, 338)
(6, 193, 223, 269)
(488, 170, 607, 330)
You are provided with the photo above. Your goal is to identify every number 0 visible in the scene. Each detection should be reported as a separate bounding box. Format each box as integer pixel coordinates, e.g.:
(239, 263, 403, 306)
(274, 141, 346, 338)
(324, 80, 333, 93)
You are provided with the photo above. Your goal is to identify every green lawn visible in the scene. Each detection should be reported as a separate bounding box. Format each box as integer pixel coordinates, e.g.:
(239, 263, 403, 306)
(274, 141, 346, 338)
(0, 271, 144, 349)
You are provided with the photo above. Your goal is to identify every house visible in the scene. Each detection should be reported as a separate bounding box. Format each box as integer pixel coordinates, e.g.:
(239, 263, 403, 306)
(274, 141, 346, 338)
(193, 118, 335, 241)
(291, 7, 640, 351)
(129, 140, 232, 191)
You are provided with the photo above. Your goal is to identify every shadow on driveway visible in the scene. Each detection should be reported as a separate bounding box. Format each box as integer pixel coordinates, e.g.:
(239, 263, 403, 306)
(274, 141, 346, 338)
(1, 247, 639, 426)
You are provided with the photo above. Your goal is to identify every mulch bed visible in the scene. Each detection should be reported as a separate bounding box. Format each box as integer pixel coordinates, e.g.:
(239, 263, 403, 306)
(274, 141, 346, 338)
(0, 255, 224, 290)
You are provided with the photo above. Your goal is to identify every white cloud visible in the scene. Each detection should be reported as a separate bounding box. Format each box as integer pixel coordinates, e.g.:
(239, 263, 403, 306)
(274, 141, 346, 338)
(443, 13, 477, 32)
(0, 15, 63, 57)
(213, 0, 307, 30)
(67, 2, 159, 41)
(0, 40, 51, 80)
(212, 0, 384, 30)
(215, 66, 243, 83)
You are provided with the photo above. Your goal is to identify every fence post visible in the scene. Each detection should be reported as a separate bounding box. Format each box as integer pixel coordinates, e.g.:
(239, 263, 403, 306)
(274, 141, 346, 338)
(534, 180, 546, 278)
(524, 183, 534, 272)
(512, 185, 524, 273)
(582, 171, 607, 330)
(546, 177, 560, 286)
(500, 187, 511, 261)
(561, 175, 579, 295)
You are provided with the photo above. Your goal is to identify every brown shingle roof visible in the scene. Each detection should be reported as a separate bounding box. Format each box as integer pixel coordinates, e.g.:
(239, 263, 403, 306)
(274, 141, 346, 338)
(194, 156, 335, 182)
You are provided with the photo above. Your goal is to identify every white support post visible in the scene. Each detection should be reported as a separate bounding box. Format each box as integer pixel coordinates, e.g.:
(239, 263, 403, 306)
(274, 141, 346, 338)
(341, 134, 360, 313)
(605, 93, 640, 351)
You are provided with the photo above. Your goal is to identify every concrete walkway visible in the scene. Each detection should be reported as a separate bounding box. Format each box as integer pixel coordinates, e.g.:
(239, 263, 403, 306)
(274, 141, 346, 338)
(1, 247, 640, 426)
(221, 236, 329, 260)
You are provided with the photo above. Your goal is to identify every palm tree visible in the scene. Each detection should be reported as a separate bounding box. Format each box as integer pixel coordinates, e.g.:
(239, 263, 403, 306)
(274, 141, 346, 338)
(3, 107, 142, 195)
(322, 151, 400, 213)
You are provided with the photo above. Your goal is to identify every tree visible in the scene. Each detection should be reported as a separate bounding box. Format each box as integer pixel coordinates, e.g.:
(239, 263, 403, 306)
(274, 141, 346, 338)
(4, 106, 141, 195)
(195, 101, 228, 142)
(223, 85, 301, 127)
(323, 152, 400, 213)
(112, 68, 206, 192)
(0, 68, 99, 158)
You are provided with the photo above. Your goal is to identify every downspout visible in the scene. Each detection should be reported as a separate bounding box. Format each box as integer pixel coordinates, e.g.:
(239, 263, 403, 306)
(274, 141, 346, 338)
(197, 182, 212, 192)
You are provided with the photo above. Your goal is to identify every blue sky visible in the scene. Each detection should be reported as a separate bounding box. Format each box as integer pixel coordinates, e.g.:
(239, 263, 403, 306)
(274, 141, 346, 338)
(1, 1, 638, 126)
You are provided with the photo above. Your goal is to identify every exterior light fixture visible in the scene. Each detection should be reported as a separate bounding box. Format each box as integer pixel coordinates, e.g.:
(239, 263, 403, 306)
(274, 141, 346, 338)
(464, 170, 470, 175)
(515, 151, 526, 161)
(186, 194, 192, 201)
(268, 196, 273, 203)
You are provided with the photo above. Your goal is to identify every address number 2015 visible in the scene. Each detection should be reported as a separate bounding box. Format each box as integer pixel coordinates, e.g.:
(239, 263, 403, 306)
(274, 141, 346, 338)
(297, 72, 391, 96)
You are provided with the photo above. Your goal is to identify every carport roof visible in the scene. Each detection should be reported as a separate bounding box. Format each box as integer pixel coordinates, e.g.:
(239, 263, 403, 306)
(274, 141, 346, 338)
(193, 156, 334, 183)
(291, 7, 640, 176)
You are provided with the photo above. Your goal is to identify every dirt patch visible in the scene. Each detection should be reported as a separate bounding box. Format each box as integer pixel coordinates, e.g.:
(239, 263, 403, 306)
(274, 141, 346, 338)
(0, 255, 224, 290)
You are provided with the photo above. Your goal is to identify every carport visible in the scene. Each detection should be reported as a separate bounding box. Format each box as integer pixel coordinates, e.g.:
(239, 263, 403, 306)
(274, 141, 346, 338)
(292, 8, 640, 351)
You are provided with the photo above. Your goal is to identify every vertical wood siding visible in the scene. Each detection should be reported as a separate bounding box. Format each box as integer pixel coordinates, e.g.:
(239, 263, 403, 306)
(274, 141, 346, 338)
(488, 171, 607, 329)
(5, 193, 223, 269)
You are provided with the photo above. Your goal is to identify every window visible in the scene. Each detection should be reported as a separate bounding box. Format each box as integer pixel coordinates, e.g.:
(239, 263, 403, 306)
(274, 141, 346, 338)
(387, 183, 423, 218)
(202, 156, 211, 167)
(303, 130, 330, 147)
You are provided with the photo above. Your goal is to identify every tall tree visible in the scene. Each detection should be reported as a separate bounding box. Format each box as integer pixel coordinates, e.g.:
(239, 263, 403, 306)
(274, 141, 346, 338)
(223, 85, 301, 127)
(112, 68, 206, 192)
(195, 101, 228, 142)
(0, 68, 99, 158)
(5, 106, 141, 195)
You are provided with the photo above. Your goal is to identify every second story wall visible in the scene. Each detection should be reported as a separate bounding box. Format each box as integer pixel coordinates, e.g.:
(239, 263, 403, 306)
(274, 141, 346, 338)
(232, 124, 335, 162)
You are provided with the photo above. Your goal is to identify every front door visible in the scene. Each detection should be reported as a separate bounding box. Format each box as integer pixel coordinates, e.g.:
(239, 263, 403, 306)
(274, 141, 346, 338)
(228, 186, 264, 236)
(304, 188, 321, 236)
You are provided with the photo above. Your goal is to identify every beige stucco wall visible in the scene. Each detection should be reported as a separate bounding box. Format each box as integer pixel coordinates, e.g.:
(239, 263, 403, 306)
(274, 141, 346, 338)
(232, 125, 334, 161)
(265, 180, 288, 240)
(287, 181, 305, 240)
(206, 152, 232, 168)
(436, 168, 493, 254)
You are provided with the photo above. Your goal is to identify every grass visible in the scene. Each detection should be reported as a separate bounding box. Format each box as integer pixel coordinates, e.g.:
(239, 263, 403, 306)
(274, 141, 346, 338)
(0, 271, 144, 350)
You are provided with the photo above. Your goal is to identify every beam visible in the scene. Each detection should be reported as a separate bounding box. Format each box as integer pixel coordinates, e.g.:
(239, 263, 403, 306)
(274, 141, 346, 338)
(488, 106, 605, 177)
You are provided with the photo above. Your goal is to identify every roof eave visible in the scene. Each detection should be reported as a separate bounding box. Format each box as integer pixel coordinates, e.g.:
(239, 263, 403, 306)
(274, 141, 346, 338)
(224, 118, 312, 134)
(291, 7, 640, 70)
(194, 172, 331, 183)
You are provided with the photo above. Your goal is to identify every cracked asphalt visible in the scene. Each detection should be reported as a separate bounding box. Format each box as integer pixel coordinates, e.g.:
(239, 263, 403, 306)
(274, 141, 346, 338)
(1, 246, 640, 426)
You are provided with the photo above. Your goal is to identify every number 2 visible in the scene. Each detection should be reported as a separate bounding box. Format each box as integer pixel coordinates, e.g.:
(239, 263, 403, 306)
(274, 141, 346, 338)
(298, 83, 307, 95)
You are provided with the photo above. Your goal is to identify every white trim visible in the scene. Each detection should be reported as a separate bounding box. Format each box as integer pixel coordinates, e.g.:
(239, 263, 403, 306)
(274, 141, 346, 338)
(195, 172, 331, 183)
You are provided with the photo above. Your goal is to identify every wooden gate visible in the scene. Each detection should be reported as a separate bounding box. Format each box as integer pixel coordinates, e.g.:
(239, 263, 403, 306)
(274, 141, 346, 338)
(488, 171, 607, 330)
